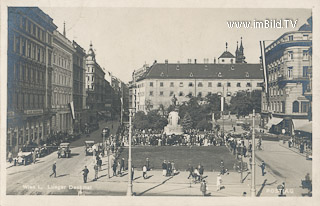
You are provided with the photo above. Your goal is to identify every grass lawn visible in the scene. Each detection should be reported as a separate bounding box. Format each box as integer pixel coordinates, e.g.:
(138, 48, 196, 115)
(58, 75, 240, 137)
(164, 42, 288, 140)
(117, 146, 237, 172)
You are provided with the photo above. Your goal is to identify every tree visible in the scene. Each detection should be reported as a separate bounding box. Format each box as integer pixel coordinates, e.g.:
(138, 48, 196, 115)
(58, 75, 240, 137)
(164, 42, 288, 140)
(229, 90, 262, 117)
(196, 119, 212, 131)
(181, 112, 193, 131)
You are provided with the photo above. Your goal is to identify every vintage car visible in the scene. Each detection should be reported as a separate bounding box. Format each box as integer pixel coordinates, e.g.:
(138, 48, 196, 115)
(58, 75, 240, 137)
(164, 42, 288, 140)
(85, 140, 95, 156)
(14, 151, 33, 166)
(58, 143, 71, 158)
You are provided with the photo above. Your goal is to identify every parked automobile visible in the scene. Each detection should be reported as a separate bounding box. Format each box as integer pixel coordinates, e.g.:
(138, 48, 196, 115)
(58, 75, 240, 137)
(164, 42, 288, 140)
(85, 140, 95, 156)
(14, 150, 33, 166)
(58, 143, 71, 158)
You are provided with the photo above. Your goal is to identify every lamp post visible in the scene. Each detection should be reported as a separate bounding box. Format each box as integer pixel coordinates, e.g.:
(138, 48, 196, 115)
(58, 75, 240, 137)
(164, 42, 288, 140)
(126, 108, 133, 196)
(251, 109, 256, 197)
(102, 128, 110, 178)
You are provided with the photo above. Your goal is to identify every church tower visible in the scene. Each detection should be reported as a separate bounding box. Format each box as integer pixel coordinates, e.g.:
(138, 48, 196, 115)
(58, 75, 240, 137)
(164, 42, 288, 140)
(236, 37, 246, 63)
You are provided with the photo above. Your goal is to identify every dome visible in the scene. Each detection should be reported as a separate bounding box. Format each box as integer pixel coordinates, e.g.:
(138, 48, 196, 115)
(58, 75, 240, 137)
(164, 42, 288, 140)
(87, 41, 95, 57)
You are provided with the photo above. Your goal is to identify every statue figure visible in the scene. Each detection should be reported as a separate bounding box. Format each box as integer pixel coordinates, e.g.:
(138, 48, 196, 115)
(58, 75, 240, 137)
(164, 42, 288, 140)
(171, 94, 177, 107)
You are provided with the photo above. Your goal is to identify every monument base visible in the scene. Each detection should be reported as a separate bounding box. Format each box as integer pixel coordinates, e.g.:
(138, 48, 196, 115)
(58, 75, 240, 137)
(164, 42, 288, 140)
(163, 125, 184, 135)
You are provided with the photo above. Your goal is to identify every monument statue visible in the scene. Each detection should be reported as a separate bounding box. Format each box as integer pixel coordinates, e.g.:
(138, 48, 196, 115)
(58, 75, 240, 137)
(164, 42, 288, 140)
(164, 110, 183, 135)
(171, 94, 177, 107)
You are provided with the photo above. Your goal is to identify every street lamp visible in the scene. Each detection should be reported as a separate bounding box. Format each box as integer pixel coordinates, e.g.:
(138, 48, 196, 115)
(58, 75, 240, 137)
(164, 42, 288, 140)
(251, 109, 256, 197)
(126, 108, 134, 196)
(102, 128, 110, 178)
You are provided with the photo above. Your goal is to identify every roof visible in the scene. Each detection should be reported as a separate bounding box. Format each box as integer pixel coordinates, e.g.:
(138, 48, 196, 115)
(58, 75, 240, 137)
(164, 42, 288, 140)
(85, 141, 95, 143)
(142, 63, 263, 80)
(218, 51, 235, 59)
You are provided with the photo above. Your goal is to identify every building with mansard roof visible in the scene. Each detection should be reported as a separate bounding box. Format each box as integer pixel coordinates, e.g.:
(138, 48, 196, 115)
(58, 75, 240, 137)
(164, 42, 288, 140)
(129, 39, 263, 113)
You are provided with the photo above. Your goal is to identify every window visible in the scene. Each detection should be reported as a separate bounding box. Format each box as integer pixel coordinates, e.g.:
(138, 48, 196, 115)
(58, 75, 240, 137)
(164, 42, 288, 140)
(227, 82, 231, 87)
(292, 101, 299, 113)
(160, 82, 164, 87)
(287, 67, 293, 78)
(217, 82, 222, 87)
(303, 35, 308, 40)
(179, 82, 183, 87)
(160, 91, 164, 96)
(303, 50, 308, 60)
(22, 38, 26, 56)
(303, 66, 308, 77)
(198, 92, 202, 97)
(227, 92, 231, 97)
(188, 92, 193, 97)
(245, 72, 250, 78)
(222, 59, 225, 62)
(149, 82, 153, 87)
(230, 59, 233, 63)
(217, 92, 222, 96)
(188, 82, 193, 87)
(208, 82, 212, 87)
(179, 92, 184, 96)
(237, 82, 241, 87)
(218, 72, 222, 77)
(301, 102, 309, 113)
(246, 82, 251, 87)
(288, 35, 293, 41)
(288, 51, 293, 60)
(170, 82, 174, 87)
(149, 91, 153, 96)
(198, 82, 203, 87)
(170, 91, 174, 96)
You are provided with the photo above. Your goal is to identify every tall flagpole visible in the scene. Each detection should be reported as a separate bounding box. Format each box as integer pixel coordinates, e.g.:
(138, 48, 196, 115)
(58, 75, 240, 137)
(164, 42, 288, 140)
(251, 109, 256, 197)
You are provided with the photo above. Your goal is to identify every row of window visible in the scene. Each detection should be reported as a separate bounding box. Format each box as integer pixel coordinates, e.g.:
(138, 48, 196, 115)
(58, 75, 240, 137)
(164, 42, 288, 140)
(15, 14, 52, 44)
(13, 62, 45, 84)
(267, 34, 310, 52)
(52, 92, 72, 106)
(287, 50, 309, 61)
(53, 54, 71, 70)
(52, 72, 72, 87)
(14, 34, 46, 64)
(149, 82, 254, 88)
(8, 92, 45, 110)
(263, 101, 309, 113)
(148, 91, 234, 97)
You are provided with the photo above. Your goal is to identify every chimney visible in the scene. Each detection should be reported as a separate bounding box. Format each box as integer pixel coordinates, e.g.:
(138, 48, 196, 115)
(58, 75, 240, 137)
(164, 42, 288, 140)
(165, 59, 168, 64)
(214, 57, 216, 64)
(154, 60, 157, 64)
(194, 59, 197, 64)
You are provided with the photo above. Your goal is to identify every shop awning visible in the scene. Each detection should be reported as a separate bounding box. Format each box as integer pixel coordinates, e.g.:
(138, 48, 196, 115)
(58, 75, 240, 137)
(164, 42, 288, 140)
(265, 117, 283, 129)
(293, 119, 312, 133)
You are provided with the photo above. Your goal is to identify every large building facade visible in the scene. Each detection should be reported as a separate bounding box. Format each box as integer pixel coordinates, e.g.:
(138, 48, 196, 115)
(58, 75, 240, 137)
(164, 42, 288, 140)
(72, 41, 87, 133)
(260, 17, 312, 135)
(7, 7, 57, 152)
(85, 43, 107, 122)
(131, 41, 263, 113)
(51, 30, 75, 134)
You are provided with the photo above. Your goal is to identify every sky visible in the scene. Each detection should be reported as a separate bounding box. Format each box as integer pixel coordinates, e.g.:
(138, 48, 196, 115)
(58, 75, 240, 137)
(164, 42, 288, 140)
(41, 7, 311, 83)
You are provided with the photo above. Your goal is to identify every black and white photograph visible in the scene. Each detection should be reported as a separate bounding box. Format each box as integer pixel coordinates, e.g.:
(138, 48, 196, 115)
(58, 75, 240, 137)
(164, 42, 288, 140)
(0, 0, 319, 205)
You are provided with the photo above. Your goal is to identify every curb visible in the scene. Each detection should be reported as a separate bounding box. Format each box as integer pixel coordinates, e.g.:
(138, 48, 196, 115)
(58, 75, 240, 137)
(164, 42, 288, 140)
(278, 143, 307, 158)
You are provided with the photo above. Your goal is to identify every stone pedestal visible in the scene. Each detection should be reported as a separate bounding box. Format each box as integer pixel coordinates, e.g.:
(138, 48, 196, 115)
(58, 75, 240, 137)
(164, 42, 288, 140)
(163, 111, 184, 135)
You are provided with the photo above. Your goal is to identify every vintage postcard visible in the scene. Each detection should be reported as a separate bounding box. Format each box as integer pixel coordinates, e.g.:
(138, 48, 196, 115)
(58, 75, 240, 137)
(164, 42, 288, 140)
(1, 0, 319, 206)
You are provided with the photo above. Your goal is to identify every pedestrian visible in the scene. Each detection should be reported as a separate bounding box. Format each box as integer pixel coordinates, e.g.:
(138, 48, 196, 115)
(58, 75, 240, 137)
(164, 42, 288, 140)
(49, 161, 57, 178)
(146, 158, 150, 171)
(243, 145, 247, 157)
(248, 142, 252, 153)
(8, 151, 13, 163)
(171, 161, 176, 175)
(187, 164, 194, 179)
(112, 161, 117, 177)
(220, 160, 225, 175)
(217, 174, 222, 191)
(259, 160, 266, 176)
(94, 164, 99, 180)
(131, 165, 134, 181)
(200, 180, 207, 196)
(98, 158, 102, 171)
(142, 165, 147, 179)
(167, 161, 172, 176)
(162, 160, 167, 176)
(199, 164, 204, 181)
(117, 161, 121, 175)
(82, 166, 89, 183)
(120, 158, 125, 173)
(278, 182, 285, 197)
